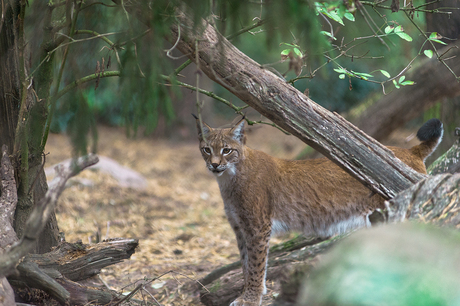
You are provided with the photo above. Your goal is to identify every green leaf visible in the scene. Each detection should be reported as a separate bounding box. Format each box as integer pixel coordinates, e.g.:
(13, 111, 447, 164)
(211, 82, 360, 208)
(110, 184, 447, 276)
(323, 10, 344, 25)
(393, 79, 400, 89)
(293, 48, 303, 57)
(399, 76, 405, 83)
(400, 80, 415, 86)
(429, 39, 447, 45)
(355, 72, 373, 78)
(339, 74, 346, 79)
(334, 68, 347, 74)
(344, 12, 355, 21)
(429, 32, 438, 39)
(380, 70, 390, 78)
(384, 26, 394, 34)
(396, 32, 413, 42)
(424, 49, 433, 58)
(320, 31, 336, 40)
(281, 49, 290, 56)
(280, 42, 299, 48)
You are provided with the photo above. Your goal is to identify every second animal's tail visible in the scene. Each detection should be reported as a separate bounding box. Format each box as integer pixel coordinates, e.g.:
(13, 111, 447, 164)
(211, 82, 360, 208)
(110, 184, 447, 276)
(411, 118, 443, 162)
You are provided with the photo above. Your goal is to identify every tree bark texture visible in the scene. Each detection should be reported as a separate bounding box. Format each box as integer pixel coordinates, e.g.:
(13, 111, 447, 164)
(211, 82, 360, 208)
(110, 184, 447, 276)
(0, 277, 15, 306)
(0, 1, 20, 156)
(9, 239, 138, 305)
(386, 173, 460, 226)
(427, 127, 460, 175)
(0, 145, 20, 305)
(168, 9, 426, 200)
(0, 145, 19, 251)
(0, 154, 99, 278)
(0, 0, 60, 255)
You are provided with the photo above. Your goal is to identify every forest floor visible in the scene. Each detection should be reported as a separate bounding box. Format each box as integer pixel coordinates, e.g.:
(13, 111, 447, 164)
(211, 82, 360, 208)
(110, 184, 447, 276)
(44, 122, 419, 306)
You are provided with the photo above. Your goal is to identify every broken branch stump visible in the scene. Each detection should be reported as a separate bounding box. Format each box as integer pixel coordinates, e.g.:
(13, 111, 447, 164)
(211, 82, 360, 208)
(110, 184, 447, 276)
(9, 238, 138, 305)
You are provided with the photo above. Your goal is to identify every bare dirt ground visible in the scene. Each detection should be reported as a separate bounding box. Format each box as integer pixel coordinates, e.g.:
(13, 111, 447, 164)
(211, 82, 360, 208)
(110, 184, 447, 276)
(44, 123, 419, 305)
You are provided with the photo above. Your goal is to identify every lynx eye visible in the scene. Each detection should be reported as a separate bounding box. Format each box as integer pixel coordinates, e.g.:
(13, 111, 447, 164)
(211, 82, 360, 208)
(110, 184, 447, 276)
(202, 147, 212, 155)
(222, 148, 233, 155)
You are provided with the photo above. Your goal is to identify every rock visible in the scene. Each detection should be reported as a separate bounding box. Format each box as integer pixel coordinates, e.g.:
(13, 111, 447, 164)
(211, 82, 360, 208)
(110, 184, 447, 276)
(46, 156, 147, 190)
(297, 223, 460, 306)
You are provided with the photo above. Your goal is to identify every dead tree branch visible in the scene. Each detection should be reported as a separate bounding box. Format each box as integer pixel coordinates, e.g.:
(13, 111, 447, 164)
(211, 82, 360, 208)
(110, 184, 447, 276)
(9, 239, 139, 305)
(167, 8, 425, 200)
(0, 154, 99, 277)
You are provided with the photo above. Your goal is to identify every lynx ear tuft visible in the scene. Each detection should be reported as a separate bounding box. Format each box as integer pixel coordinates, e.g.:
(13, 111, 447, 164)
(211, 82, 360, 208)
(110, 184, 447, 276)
(193, 114, 212, 139)
(230, 118, 246, 144)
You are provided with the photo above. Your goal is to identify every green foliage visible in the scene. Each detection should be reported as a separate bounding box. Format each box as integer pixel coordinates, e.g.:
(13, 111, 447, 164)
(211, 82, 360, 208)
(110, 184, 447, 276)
(263, 0, 330, 59)
(23, 0, 453, 150)
(64, 93, 97, 156)
(428, 32, 447, 45)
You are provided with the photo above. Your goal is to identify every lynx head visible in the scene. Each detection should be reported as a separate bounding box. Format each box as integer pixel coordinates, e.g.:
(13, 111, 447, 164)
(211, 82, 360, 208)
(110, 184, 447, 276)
(195, 116, 246, 177)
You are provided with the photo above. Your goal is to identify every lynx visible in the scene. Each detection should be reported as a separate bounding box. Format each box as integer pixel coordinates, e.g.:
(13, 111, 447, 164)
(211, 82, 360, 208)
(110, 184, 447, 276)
(195, 117, 443, 306)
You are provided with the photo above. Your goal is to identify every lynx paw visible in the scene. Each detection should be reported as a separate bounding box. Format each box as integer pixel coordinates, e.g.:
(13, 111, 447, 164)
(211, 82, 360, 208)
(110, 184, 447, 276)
(230, 296, 260, 306)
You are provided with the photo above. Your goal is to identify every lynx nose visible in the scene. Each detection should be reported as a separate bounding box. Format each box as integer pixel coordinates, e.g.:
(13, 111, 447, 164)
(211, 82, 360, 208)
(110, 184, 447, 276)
(211, 162, 219, 169)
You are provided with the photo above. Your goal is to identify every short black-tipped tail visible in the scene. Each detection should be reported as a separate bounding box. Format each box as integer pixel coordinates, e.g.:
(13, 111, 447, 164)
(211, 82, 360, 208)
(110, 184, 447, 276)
(414, 118, 443, 161)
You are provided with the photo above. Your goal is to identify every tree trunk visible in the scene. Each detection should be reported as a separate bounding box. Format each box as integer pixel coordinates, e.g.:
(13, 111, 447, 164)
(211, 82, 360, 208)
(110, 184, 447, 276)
(166, 8, 426, 200)
(111, 1, 427, 199)
(0, 0, 59, 255)
(0, 151, 137, 305)
(0, 2, 20, 157)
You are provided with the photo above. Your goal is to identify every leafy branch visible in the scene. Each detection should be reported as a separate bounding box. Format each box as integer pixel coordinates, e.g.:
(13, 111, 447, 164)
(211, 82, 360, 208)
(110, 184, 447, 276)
(360, 0, 456, 14)
(404, 10, 460, 81)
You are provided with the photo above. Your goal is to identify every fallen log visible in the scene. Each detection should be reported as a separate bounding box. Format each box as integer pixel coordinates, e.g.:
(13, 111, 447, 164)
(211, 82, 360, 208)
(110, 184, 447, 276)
(9, 238, 138, 305)
(386, 173, 460, 226)
(0, 148, 140, 305)
(200, 237, 341, 305)
(427, 127, 460, 175)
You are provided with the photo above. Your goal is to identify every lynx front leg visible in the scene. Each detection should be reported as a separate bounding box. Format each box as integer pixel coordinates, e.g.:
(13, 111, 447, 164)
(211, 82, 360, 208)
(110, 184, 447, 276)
(227, 215, 249, 286)
(230, 222, 271, 306)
